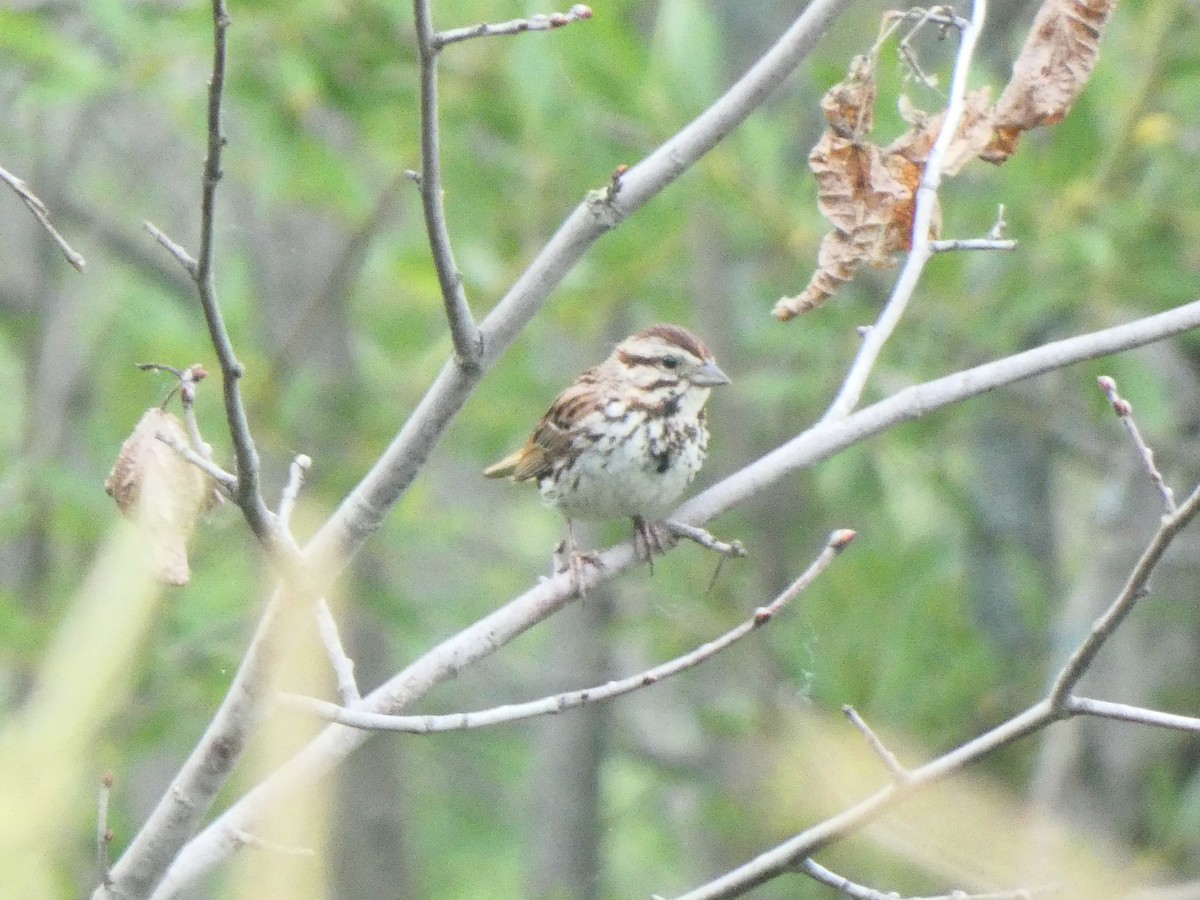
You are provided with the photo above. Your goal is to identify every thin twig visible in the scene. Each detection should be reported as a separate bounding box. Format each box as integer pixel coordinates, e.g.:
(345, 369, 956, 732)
(231, 830, 316, 857)
(436, 3, 593, 48)
(1069, 696, 1200, 733)
(314, 598, 360, 705)
(929, 238, 1017, 252)
(96, 771, 114, 888)
(193, 0, 273, 538)
(842, 706, 909, 783)
(1097, 375, 1176, 513)
(178, 365, 211, 457)
(1048, 482, 1200, 711)
(0, 162, 86, 271)
(278, 454, 312, 532)
(882, 6, 969, 33)
(801, 859, 1046, 900)
(821, 0, 988, 422)
(155, 425, 238, 494)
(896, 6, 958, 91)
(283, 530, 854, 733)
(143, 221, 197, 277)
(414, 0, 483, 368)
(662, 519, 748, 557)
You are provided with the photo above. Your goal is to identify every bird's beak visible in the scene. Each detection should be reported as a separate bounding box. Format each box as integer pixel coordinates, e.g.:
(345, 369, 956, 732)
(691, 360, 731, 387)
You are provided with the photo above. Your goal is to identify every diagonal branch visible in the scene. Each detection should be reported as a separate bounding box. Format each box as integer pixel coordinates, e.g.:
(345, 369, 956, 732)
(1097, 374, 1176, 512)
(0, 162, 87, 272)
(799, 859, 1047, 900)
(1047, 481, 1200, 710)
(1068, 697, 1200, 733)
(283, 529, 853, 734)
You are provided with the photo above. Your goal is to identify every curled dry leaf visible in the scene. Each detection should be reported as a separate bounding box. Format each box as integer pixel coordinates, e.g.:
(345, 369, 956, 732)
(105, 407, 214, 586)
(887, 88, 994, 177)
(774, 66, 991, 320)
(982, 0, 1117, 163)
(779, 0, 1115, 319)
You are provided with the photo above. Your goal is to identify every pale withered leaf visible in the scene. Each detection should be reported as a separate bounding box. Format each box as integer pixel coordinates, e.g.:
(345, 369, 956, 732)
(105, 408, 213, 586)
(982, 0, 1117, 163)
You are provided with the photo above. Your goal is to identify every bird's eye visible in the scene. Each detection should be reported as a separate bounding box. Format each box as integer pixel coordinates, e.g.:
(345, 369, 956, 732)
(662, 356, 680, 370)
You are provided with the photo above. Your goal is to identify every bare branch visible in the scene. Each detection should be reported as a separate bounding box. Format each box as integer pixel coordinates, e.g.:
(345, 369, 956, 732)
(141, 6, 271, 540)
(413, 0, 483, 368)
(661, 519, 748, 557)
(842, 706, 909, 782)
(1069, 696, 1200, 734)
(666, 702, 1056, 899)
(152, 428, 236, 495)
(1097, 374, 1176, 512)
(230, 830, 315, 858)
(314, 599, 360, 706)
(667, 477, 1200, 899)
(96, 772, 114, 888)
(800, 858, 1047, 900)
(929, 238, 1017, 252)
(143, 220, 198, 278)
(436, 3, 593, 48)
(679, 299, 1200, 529)
(821, 0, 988, 423)
(1048, 481, 1200, 711)
(278, 454, 312, 533)
(283, 530, 852, 734)
(190, 0, 273, 537)
(0, 162, 86, 271)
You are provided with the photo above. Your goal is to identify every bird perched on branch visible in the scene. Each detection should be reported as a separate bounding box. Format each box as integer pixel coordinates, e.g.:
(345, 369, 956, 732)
(485, 323, 731, 589)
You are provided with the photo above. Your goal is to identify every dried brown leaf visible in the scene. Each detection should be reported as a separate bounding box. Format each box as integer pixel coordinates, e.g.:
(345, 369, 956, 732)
(105, 408, 213, 586)
(821, 54, 877, 138)
(887, 88, 994, 176)
(774, 232, 862, 319)
(982, 0, 1117, 163)
(780, 83, 979, 319)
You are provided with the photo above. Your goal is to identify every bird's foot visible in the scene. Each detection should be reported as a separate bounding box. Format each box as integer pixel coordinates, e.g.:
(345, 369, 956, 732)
(632, 516, 670, 574)
(554, 524, 603, 597)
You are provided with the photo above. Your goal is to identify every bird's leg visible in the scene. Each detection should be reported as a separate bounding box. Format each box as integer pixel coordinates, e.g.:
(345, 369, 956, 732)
(554, 519, 602, 597)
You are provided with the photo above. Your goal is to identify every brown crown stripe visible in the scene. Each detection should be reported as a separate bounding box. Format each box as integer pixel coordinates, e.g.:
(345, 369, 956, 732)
(637, 323, 711, 360)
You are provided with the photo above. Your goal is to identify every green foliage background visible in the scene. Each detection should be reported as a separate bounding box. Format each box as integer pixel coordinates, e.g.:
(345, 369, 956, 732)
(3, 0, 1200, 897)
